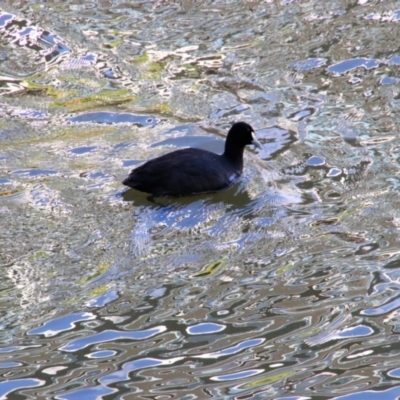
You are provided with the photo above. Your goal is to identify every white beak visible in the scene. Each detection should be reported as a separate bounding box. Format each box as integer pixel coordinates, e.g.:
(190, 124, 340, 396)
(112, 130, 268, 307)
(251, 131, 262, 149)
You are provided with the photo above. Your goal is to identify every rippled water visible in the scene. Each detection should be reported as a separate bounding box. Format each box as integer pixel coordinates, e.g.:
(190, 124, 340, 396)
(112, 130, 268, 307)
(2, 0, 400, 399)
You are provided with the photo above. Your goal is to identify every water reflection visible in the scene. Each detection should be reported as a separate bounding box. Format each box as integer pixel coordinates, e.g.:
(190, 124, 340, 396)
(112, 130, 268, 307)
(68, 112, 159, 127)
(2, 0, 400, 399)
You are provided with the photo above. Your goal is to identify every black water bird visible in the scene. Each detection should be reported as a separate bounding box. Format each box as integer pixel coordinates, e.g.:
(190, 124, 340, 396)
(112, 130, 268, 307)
(122, 121, 262, 196)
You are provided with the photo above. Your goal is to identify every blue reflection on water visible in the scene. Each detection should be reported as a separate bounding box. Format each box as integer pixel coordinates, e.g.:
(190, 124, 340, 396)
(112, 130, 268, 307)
(291, 57, 327, 71)
(0, 362, 21, 368)
(388, 367, 400, 378)
(0, 346, 32, 353)
(68, 111, 159, 127)
(333, 386, 400, 400)
(0, 13, 14, 28)
(86, 290, 119, 307)
(61, 326, 167, 351)
(99, 357, 183, 385)
(56, 385, 117, 400)
(361, 295, 400, 316)
(28, 312, 95, 337)
(328, 58, 380, 75)
(336, 325, 373, 339)
(0, 379, 43, 399)
(186, 322, 226, 335)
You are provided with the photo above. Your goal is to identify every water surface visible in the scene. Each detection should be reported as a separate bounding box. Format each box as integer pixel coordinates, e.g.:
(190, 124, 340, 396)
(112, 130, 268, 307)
(1, 1, 400, 399)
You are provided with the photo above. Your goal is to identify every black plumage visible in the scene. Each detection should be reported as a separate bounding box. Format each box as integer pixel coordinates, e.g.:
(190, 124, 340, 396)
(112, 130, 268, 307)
(122, 121, 262, 196)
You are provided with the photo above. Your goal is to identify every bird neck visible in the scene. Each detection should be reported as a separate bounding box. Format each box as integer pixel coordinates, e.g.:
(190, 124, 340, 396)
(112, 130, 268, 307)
(223, 141, 244, 170)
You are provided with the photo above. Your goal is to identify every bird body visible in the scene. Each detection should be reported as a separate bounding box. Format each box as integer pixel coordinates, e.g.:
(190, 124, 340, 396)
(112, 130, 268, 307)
(122, 122, 261, 197)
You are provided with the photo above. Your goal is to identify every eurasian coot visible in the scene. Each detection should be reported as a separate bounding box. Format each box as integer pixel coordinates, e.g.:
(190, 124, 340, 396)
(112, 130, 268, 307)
(122, 121, 262, 196)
